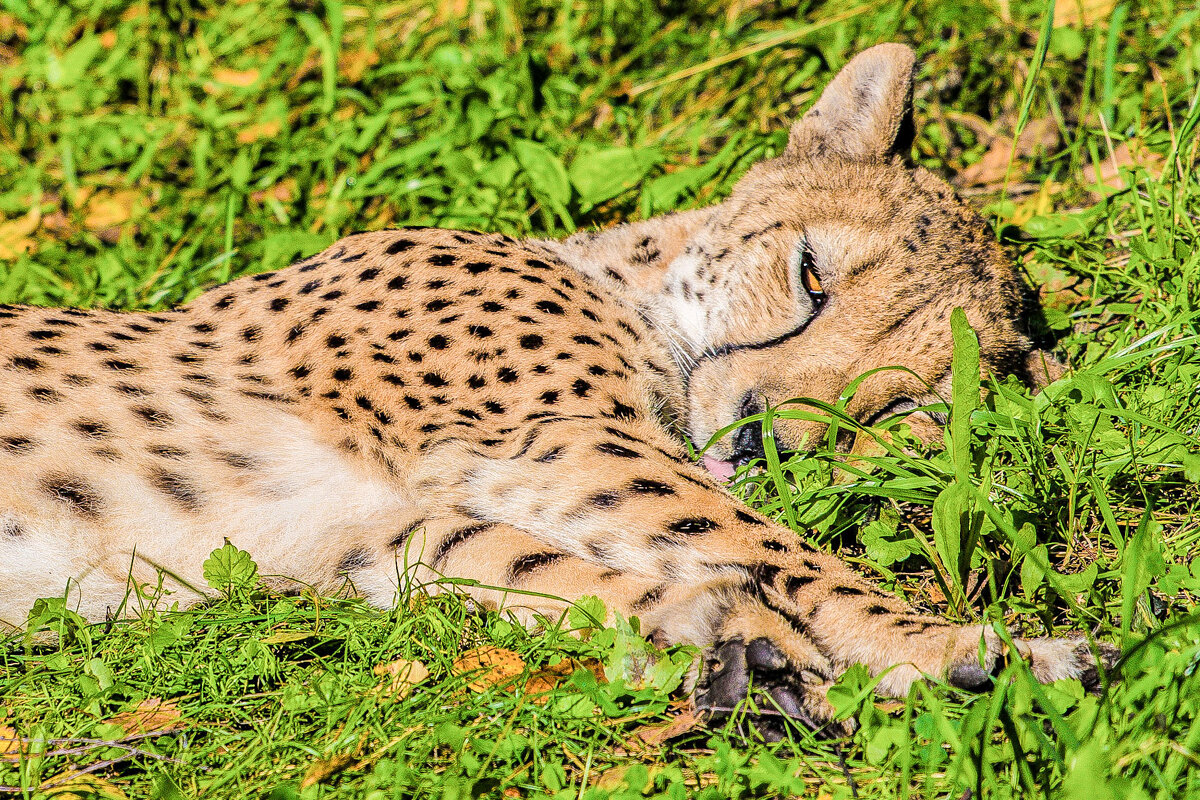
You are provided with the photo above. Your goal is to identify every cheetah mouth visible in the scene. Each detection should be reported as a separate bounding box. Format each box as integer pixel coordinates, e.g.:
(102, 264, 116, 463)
(701, 455, 738, 481)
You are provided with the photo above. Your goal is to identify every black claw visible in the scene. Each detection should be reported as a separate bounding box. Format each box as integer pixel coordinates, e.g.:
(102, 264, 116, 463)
(1079, 641, 1122, 693)
(948, 662, 993, 692)
(696, 636, 842, 739)
(746, 636, 788, 673)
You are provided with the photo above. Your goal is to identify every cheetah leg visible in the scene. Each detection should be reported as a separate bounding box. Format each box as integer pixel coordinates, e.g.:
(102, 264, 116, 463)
(442, 419, 1116, 715)
(352, 510, 850, 731)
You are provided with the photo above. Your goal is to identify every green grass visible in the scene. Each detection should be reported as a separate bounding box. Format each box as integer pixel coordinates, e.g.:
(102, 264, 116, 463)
(2, 0, 1200, 797)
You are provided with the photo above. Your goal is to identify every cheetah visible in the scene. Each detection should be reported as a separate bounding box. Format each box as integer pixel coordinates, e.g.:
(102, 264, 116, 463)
(0, 43, 1112, 730)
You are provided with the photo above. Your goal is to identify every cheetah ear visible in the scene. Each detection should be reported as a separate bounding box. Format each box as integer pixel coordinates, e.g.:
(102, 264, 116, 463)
(786, 43, 917, 162)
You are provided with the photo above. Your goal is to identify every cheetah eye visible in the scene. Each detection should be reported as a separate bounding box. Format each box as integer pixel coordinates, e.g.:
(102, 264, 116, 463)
(798, 249, 825, 309)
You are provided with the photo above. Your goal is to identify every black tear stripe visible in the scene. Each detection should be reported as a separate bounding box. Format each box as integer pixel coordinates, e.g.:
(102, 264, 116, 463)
(431, 523, 494, 568)
(508, 551, 568, 581)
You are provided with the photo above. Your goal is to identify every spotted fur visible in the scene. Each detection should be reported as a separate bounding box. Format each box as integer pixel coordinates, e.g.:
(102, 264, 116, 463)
(0, 44, 1108, 728)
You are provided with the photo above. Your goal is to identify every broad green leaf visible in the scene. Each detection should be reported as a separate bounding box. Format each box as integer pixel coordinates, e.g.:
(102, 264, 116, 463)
(203, 541, 259, 595)
(568, 146, 660, 210)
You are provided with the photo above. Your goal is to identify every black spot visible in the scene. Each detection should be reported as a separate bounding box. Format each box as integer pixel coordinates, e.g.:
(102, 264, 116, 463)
(149, 445, 188, 460)
(539, 390, 559, 405)
(535, 300, 564, 315)
(533, 447, 564, 463)
(388, 329, 411, 341)
(666, 517, 718, 535)
(519, 334, 544, 350)
(630, 479, 674, 496)
(481, 301, 504, 312)
(338, 548, 374, 572)
(467, 375, 486, 389)
(403, 395, 423, 410)
(467, 324, 493, 338)
(269, 298, 290, 312)
(762, 540, 787, 552)
(29, 386, 63, 403)
(464, 261, 491, 274)
(386, 238, 415, 254)
(333, 368, 353, 381)
(73, 420, 110, 439)
(425, 299, 453, 312)
(322, 290, 344, 301)
(833, 586, 865, 597)
(42, 473, 102, 518)
(633, 584, 667, 612)
(148, 468, 202, 510)
(609, 400, 637, 420)
(595, 442, 640, 459)
(355, 301, 381, 312)
(327, 334, 347, 348)
(509, 551, 568, 580)
(1, 436, 36, 453)
(497, 367, 518, 383)
(735, 509, 765, 526)
(241, 326, 261, 342)
(103, 360, 141, 372)
(358, 267, 381, 281)
(785, 575, 816, 595)
(422, 372, 448, 387)
(428, 254, 456, 267)
(10, 356, 43, 371)
(866, 605, 891, 616)
(572, 335, 600, 346)
(588, 491, 621, 508)
(571, 379, 592, 397)
(428, 334, 450, 350)
(483, 401, 504, 415)
(27, 329, 61, 340)
(432, 523, 493, 567)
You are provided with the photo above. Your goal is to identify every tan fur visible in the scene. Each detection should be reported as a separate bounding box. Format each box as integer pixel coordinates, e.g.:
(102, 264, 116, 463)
(0, 44, 1101, 725)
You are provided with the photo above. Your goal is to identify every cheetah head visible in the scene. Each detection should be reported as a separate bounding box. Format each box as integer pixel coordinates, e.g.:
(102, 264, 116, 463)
(666, 44, 1063, 474)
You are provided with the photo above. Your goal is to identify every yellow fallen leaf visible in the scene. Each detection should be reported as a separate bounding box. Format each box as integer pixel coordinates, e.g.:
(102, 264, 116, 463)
(522, 657, 606, 703)
(372, 658, 429, 699)
(212, 67, 260, 87)
(0, 207, 40, 259)
(0, 725, 21, 758)
(1054, 0, 1116, 27)
(452, 646, 525, 692)
(300, 752, 357, 790)
(83, 190, 139, 232)
(237, 119, 282, 144)
(102, 698, 185, 737)
(43, 774, 128, 799)
(259, 630, 313, 645)
(338, 49, 380, 82)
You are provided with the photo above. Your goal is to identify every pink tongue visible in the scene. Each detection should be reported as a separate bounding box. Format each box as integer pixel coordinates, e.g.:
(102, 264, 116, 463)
(701, 455, 736, 481)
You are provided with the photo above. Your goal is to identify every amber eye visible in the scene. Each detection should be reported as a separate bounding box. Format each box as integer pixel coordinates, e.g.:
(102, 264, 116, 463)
(799, 250, 825, 308)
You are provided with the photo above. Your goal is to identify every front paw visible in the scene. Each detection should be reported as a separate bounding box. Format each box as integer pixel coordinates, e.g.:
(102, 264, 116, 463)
(694, 636, 850, 740)
(945, 633, 1121, 694)
(1015, 636, 1121, 691)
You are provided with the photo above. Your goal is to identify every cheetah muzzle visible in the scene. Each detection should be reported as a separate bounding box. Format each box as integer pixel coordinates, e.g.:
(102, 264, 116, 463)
(0, 43, 1114, 734)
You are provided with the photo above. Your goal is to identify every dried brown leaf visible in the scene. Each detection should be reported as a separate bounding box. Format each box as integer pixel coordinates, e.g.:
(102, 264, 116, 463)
(629, 700, 700, 747)
(1054, 0, 1116, 27)
(102, 698, 185, 737)
(372, 658, 430, 700)
(452, 646, 525, 692)
(212, 67, 260, 87)
(237, 119, 282, 144)
(300, 752, 357, 790)
(0, 207, 40, 259)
